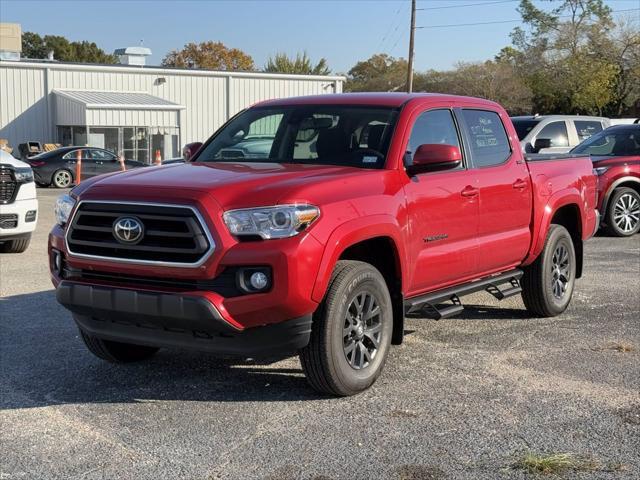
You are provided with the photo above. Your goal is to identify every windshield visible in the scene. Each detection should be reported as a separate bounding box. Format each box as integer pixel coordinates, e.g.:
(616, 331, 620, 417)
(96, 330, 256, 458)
(195, 105, 399, 169)
(571, 127, 640, 157)
(511, 118, 540, 140)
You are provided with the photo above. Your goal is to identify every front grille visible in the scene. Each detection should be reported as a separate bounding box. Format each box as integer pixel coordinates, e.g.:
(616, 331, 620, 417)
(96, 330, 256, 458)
(66, 202, 213, 265)
(0, 213, 18, 229)
(0, 168, 17, 203)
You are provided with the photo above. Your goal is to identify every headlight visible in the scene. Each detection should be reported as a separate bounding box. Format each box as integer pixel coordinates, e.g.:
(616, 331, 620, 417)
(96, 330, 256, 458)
(14, 167, 34, 183)
(54, 194, 76, 226)
(593, 166, 609, 176)
(223, 204, 320, 239)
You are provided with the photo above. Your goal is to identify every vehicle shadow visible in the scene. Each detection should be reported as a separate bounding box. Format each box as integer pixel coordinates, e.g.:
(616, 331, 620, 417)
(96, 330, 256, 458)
(0, 290, 325, 410)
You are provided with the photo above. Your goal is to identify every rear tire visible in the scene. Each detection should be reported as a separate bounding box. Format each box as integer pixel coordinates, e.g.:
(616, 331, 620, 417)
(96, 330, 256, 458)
(79, 329, 159, 363)
(299, 260, 393, 396)
(0, 235, 31, 253)
(52, 169, 73, 188)
(521, 224, 576, 317)
(605, 187, 640, 237)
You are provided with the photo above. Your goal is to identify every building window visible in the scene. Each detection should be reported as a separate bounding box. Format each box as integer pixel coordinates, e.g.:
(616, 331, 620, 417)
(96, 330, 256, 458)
(58, 125, 179, 163)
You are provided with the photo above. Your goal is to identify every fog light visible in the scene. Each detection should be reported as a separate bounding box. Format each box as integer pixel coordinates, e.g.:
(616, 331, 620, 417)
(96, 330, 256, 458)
(25, 210, 37, 222)
(250, 271, 269, 290)
(237, 267, 271, 293)
(52, 250, 63, 276)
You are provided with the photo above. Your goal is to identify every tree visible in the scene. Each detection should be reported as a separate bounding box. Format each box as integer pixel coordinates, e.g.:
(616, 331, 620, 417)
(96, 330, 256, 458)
(345, 54, 408, 92)
(415, 60, 533, 115)
(264, 52, 330, 75)
(162, 41, 254, 71)
(509, 0, 620, 114)
(20, 32, 117, 63)
(21, 32, 48, 59)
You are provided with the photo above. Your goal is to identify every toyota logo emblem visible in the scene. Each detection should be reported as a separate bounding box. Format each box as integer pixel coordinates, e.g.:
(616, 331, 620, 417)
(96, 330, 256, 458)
(113, 216, 144, 244)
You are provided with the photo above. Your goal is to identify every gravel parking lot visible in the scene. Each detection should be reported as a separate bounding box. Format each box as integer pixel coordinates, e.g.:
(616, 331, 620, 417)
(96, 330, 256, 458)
(1, 188, 639, 480)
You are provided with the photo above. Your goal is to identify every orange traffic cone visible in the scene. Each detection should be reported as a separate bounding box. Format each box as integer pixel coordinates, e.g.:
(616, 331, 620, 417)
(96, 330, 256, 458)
(75, 149, 82, 184)
(119, 154, 126, 171)
(154, 149, 162, 166)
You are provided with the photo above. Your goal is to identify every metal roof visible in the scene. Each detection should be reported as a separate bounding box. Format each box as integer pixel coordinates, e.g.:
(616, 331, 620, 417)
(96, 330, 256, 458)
(53, 89, 184, 110)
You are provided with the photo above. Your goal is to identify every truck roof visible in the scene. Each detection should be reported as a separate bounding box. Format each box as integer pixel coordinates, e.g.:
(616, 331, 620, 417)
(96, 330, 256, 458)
(255, 92, 500, 108)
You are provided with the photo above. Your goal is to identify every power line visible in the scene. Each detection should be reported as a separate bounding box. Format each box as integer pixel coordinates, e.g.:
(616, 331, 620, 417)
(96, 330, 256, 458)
(416, 7, 640, 29)
(417, 0, 517, 11)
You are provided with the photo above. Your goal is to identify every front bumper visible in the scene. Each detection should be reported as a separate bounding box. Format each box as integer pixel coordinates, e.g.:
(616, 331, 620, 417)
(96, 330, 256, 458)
(0, 197, 38, 236)
(57, 280, 312, 355)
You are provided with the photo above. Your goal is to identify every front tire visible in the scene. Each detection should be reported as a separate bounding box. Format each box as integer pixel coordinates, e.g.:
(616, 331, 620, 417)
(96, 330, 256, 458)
(605, 187, 640, 237)
(299, 260, 393, 396)
(0, 235, 31, 253)
(52, 169, 73, 188)
(521, 224, 576, 317)
(79, 329, 159, 363)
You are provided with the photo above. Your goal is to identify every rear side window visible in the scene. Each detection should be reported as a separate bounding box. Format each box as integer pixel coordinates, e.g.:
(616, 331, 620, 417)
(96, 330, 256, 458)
(537, 121, 569, 147)
(460, 110, 511, 167)
(575, 121, 603, 141)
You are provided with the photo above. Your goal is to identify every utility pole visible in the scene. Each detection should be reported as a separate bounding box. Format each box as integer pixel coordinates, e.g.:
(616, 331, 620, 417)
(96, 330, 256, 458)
(406, 0, 416, 93)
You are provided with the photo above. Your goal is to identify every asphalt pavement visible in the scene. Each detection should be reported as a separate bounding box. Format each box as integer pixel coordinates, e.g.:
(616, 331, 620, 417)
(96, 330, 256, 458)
(1, 188, 638, 480)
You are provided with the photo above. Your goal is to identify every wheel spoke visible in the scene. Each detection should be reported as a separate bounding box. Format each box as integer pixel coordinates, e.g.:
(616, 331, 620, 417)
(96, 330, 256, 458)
(364, 332, 380, 348)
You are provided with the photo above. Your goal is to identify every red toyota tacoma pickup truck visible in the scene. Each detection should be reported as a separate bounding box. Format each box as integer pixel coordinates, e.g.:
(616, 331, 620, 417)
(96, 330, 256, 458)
(49, 93, 599, 396)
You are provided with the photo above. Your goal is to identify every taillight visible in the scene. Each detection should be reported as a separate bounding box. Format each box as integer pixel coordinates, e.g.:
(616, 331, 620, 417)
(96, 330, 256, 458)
(28, 161, 45, 167)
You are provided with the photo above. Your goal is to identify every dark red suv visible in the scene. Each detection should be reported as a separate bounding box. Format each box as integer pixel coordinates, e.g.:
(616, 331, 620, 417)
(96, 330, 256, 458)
(572, 124, 640, 236)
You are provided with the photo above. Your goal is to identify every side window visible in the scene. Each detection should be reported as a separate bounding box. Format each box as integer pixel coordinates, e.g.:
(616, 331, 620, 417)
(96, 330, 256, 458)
(460, 109, 511, 167)
(408, 109, 461, 159)
(90, 150, 116, 161)
(575, 121, 603, 142)
(63, 149, 88, 160)
(537, 121, 569, 147)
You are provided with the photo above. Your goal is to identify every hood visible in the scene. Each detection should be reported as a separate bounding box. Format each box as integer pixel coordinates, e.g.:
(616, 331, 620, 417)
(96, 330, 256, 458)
(76, 161, 390, 209)
(0, 150, 31, 169)
(591, 155, 640, 167)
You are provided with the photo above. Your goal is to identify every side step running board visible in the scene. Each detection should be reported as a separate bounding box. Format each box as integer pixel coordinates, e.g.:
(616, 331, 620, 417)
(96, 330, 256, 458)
(404, 269, 523, 320)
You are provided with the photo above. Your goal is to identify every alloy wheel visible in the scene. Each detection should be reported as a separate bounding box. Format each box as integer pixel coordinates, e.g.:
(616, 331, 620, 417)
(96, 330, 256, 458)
(613, 193, 640, 234)
(343, 291, 383, 370)
(54, 170, 72, 188)
(551, 243, 571, 299)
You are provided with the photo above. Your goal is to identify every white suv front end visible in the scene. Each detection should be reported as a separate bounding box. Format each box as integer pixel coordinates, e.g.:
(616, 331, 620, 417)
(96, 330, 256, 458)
(0, 150, 38, 253)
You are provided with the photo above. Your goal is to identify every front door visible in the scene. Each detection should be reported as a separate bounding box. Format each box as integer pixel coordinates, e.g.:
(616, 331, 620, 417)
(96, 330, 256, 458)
(403, 108, 479, 296)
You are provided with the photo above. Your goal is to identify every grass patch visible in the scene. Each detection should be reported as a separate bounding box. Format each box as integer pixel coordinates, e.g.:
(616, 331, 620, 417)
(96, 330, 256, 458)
(513, 452, 599, 475)
(609, 342, 634, 353)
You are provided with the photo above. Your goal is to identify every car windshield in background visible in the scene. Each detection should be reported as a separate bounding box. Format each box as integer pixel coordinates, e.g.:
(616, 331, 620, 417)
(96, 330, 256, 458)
(196, 106, 399, 169)
(571, 127, 640, 157)
(511, 118, 540, 140)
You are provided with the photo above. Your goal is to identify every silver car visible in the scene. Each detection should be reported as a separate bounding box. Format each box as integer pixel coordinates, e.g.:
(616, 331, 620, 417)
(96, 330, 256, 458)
(511, 115, 610, 154)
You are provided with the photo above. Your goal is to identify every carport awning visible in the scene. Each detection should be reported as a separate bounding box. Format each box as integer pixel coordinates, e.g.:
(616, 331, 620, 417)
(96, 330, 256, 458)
(53, 89, 185, 127)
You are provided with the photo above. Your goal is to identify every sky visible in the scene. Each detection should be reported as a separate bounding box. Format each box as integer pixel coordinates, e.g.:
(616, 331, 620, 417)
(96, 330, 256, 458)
(1, 0, 638, 74)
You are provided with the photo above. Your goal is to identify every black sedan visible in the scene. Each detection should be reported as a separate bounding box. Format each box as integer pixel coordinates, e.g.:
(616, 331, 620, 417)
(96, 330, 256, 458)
(26, 147, 147, 188)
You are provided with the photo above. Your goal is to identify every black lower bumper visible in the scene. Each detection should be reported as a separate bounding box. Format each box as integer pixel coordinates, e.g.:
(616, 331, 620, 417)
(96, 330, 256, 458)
(56, 281, 312, 356)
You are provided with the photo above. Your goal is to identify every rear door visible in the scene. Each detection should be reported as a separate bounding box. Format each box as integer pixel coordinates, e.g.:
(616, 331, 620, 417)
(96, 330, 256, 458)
(90, 149, 120, 175)
(403, 106, 479, 295)
(62, 149, 94, 178)
(458, 108, 532, 275)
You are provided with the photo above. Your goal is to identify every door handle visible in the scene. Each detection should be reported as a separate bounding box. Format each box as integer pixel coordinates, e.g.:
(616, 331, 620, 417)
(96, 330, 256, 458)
(513, 179, 528, 190)
(461, 186, 479, 198)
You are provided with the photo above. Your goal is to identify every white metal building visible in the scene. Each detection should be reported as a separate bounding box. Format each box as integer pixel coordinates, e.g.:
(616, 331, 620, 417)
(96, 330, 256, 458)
(0, 60, 344, 162)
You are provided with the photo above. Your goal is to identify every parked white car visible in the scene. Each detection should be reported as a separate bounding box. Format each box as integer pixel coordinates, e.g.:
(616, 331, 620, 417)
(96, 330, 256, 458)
(511, 115, 610, 154)
(0, 149, 38, 253)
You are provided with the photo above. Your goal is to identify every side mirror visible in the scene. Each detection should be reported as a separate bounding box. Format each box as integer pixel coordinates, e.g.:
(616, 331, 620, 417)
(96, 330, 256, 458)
(183, 142, 203, 161)
(533, 138, 552, 152)
(407, 144, 462, 175)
